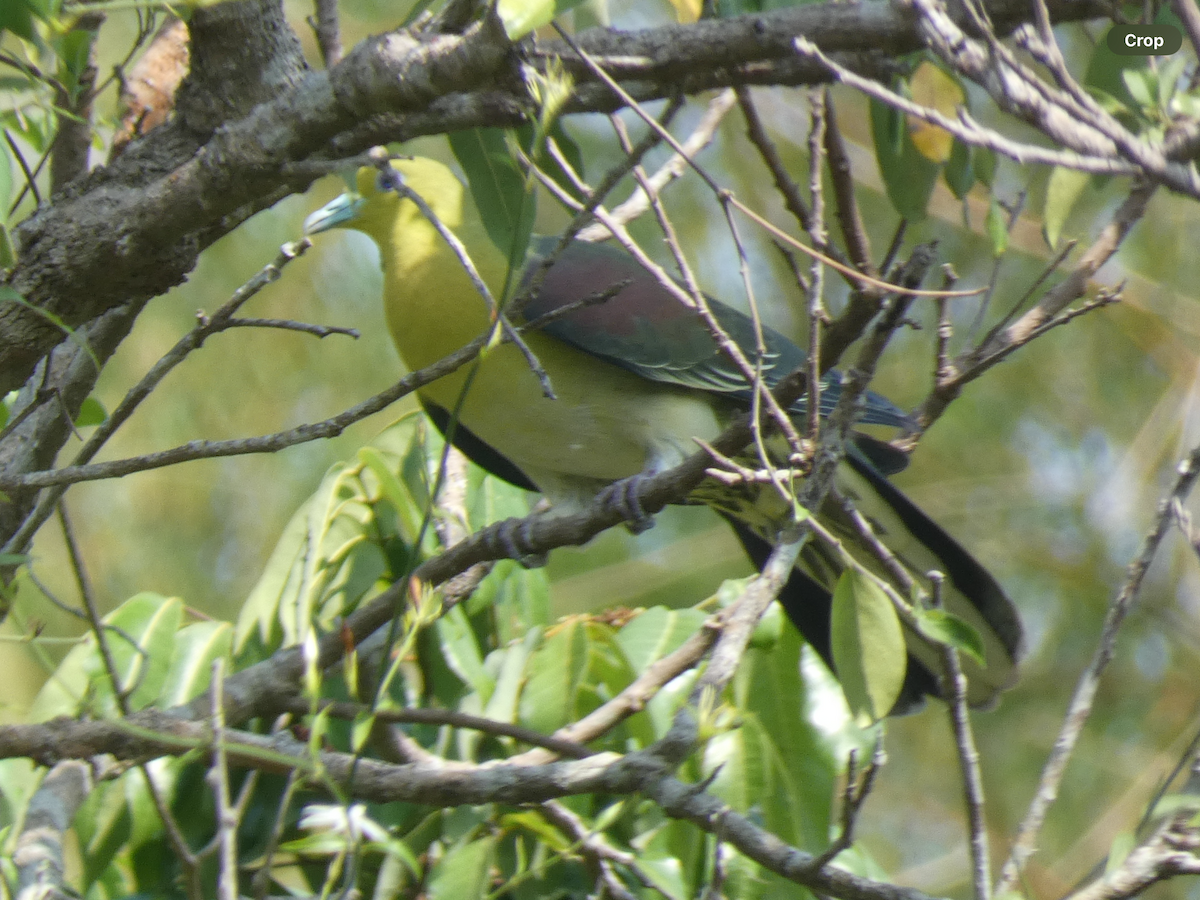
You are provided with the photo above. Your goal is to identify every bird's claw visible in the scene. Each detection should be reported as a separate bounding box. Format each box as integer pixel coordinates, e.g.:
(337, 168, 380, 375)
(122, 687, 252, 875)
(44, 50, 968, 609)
(496, 518, 548, 568)
(599, 474, 656, 535)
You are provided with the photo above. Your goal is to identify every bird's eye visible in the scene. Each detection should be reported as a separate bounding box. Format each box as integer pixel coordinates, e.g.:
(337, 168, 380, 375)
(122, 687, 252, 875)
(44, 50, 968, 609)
(375, 169, 405, 195)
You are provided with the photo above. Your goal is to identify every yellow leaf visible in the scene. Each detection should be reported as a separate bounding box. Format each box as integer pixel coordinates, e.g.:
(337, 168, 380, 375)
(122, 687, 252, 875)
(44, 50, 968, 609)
(497, 0, 556, 38)
(908, 61, 964, 164)
(666, 0, 702, 23)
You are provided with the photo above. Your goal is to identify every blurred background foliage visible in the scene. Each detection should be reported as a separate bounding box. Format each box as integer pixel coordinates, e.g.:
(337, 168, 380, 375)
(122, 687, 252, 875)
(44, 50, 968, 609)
(0, 0, 1197, 897)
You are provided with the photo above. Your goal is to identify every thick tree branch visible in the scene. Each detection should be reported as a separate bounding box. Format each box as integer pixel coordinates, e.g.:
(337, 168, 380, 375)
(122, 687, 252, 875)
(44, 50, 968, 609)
(0, 0, 1105, 397)
(0, 711, 942, 900)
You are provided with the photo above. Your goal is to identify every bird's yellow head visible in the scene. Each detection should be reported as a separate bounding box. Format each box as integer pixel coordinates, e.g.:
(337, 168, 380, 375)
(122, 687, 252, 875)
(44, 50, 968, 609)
(303, 157, 468, 246)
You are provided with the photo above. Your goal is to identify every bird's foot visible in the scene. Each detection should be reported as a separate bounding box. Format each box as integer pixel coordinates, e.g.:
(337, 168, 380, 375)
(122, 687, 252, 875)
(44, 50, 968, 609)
(598, 474, 656, 535)
(495, 517, 548, 569)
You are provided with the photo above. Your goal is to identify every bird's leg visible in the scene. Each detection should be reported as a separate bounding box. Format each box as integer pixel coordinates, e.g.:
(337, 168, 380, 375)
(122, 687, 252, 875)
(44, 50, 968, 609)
(493, 517, 549, 569)
(596, 474, 656, 535)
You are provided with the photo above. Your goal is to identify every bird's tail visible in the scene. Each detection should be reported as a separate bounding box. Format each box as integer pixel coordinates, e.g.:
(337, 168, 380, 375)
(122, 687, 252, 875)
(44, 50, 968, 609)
(709, 436, 1022, 715)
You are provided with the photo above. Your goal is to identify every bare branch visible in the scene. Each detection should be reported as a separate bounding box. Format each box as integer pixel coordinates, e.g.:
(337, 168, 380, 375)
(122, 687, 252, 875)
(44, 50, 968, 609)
(996, 443, 1200, 894)
(13, 761, 91, 900)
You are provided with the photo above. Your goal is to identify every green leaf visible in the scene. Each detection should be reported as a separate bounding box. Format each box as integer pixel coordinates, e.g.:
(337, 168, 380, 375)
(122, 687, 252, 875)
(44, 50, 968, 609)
(703, 713, 773, 813)
(830, 569, 905, 722)
(486, 559, 551, 643)
(1158, 55, 1186, 110)
(359, 445, 419, 527)
(77, 780, 133, 891)
(615, 605, 707, 671)
(448, 128, 536, 288)
(374, 850, 416, 899)
(1122, 69, 1154, 108)
(0, 142, 12, 223)
(0, 226, 15, 268)
(870, 95, 939, 222)
(742, 628, 840, 850)
(1149, 792, 1200, 819)
(235, 419, 434, 653)
(352, 710, 375, 754)
(1085, 28, 1146, 110)
(55, 24, 99, 99)
(158, 621, 232, 706)
(581, 620, 637, 704)
(912, 607, 986, 667)
(519, 619, 589, 732)
(483, 627, 541, 727)
(1043, 165, 1090, 248)
(0, 759, 36, 832)
(497, 0, 556, 38)
(985, 195, 1009, 256)
(125, 760, 172, 847)
(122, 595, 185, 710)
(500, 809, 572, 852)
(749, 597, 784, 648)
(428, 834, 497, 900)
(943, 139, 974, 199)
(29, 593, 184, 719)
(467, 464, 532, 531)
(235, 484, 320, 652)
(631, 823, 691, 900)
(721, 844, 779, 900)
(1105, 830, 1135, 874)
(974, 146, 996, 188)
(74, 394, 107, 427)
(437, 605, 493, 701)
(0, 0, 37, 40)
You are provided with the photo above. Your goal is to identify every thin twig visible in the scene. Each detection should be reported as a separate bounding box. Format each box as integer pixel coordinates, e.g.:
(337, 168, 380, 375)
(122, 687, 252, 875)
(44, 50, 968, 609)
(812, 738, 886, 868)
(986, 238, 1077, 340)
(794, 38, 1143, 178)
(5, 129, 41, 209)
(540, 800, 667, 900)
(311, 0, 343, 67)
(209, 660, 240, 900)
(56, 502, 96, 618)
(554, 22, 982, 302)
(511, 618, 720, 765)
(967, 190, 1026, 342)
(70, 502, 198, 875)
(613, 111, 801, 472)
(932, 572, 991, 900)
(913, 177, 1152, 438)
(576, 89, 736, 243)
(806, 91, 828, 441)
(956, 289, 1122, 386)
(995, 442, 1200, 894)
(822, 88, 875, 276)
(284, 696, 595, 760)
(687, 255, 923, 718)
(251, 731, 300, 900)
(2, 240, 314, 554)
(224, 317, 360, 339)
(735, 85, 856, 289)
(0, 706, 956, 900)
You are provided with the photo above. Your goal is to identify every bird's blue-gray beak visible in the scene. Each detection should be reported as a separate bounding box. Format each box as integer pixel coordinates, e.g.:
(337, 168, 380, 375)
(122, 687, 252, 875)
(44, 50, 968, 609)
(304, 192, 366, 235)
